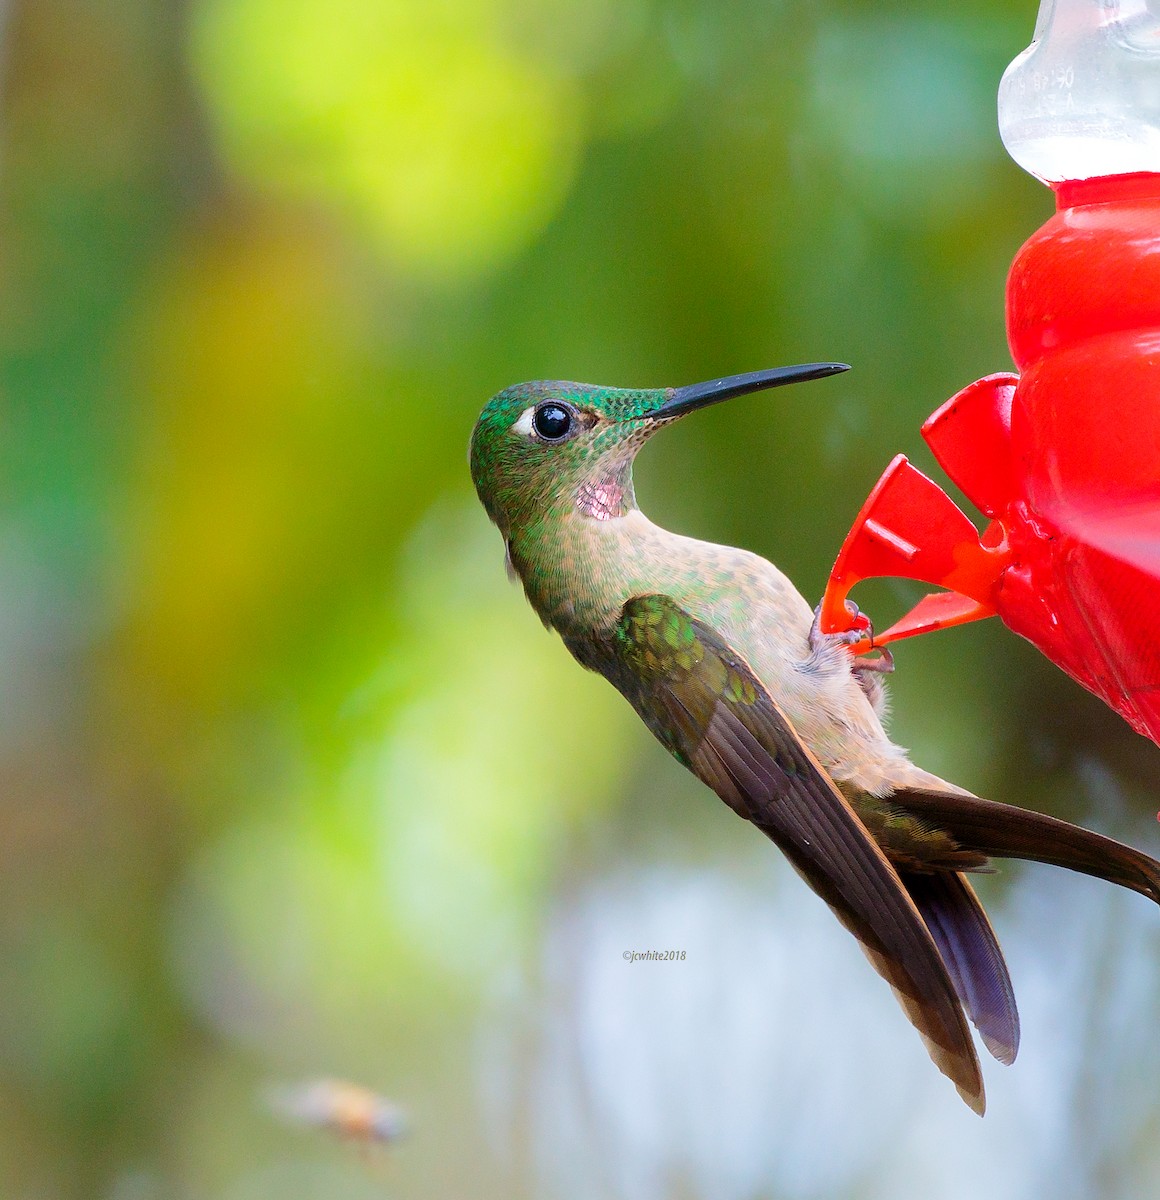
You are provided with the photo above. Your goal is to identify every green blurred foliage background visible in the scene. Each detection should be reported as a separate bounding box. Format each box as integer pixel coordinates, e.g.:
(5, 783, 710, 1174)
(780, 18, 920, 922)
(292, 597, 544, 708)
(4, 0, 1160, 1197)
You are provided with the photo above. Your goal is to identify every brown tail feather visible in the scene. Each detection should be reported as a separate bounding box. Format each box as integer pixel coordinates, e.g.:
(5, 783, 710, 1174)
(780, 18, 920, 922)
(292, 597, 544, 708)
(893, 790, 1160, 905)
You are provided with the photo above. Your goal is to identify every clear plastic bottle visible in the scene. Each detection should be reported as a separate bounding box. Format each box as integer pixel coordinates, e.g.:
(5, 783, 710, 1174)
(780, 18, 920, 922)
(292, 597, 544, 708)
(998, 0, 1160, 183)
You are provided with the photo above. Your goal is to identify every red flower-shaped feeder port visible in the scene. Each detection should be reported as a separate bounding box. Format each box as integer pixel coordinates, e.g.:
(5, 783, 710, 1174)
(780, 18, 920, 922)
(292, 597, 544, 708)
(821, 172, 1160, 746)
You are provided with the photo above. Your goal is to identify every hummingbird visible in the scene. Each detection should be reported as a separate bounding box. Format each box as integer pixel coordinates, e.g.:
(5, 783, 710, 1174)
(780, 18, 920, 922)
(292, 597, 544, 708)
(469, 365, 1160, 1115)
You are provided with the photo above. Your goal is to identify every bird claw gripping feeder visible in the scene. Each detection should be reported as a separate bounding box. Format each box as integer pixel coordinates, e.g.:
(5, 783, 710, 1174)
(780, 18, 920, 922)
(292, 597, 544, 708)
(821, 0, 1160, 744)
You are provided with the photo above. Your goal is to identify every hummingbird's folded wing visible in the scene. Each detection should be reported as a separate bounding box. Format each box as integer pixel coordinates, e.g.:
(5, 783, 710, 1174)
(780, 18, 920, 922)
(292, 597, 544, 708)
(612, 594, 986, 1114)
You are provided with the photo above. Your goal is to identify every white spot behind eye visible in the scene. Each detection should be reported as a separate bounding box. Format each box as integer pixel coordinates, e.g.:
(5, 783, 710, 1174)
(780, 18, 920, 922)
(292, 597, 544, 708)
(512, 407, 536, 438)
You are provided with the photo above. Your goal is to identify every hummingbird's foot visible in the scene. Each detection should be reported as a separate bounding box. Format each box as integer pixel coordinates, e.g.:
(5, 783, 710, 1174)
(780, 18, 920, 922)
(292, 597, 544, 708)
(809, 599, 870, 653)
(851, 644, 894, 709)
(811, 601, 893, 706)
(853, 645, 894, 675)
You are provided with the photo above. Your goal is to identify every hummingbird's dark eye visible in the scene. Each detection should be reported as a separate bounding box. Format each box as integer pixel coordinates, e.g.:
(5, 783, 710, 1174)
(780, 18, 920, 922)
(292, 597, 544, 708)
(533, 403, 573, 442)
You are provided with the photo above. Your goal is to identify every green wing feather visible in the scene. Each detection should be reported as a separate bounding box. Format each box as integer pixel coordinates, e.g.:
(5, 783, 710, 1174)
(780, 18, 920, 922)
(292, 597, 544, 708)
(610, 594, 988, 1113)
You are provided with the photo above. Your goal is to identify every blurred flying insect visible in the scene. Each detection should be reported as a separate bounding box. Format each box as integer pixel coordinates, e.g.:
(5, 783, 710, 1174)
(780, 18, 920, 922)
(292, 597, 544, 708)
(266, 1079, 407, 1147)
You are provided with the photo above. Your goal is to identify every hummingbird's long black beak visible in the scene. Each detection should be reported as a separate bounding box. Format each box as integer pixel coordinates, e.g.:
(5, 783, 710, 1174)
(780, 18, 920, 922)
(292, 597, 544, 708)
(650, 363, 849, 421)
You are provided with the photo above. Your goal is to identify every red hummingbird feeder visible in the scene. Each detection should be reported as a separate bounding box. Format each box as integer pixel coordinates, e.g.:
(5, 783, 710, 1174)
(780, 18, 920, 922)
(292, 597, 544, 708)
(820, 0, 1160, 745)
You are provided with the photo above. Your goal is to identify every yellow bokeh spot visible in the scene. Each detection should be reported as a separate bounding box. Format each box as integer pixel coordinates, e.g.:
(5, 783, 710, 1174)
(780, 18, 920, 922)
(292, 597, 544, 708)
(171, 503, 636, 1045)
(191, 0, 585, 281)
